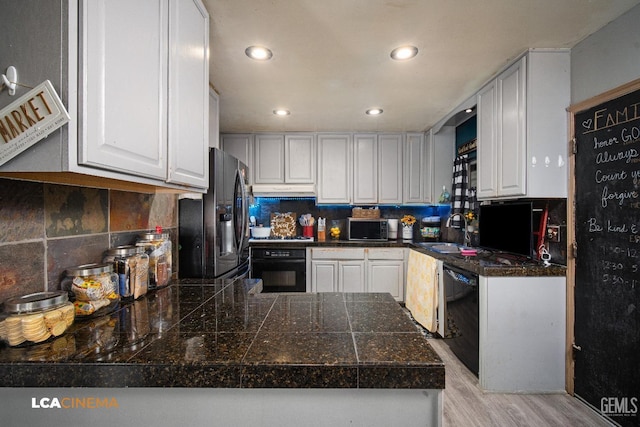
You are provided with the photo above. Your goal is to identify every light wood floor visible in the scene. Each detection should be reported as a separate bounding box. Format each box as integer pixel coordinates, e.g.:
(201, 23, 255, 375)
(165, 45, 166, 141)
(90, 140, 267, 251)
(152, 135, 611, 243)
(427, 338, 614, 427)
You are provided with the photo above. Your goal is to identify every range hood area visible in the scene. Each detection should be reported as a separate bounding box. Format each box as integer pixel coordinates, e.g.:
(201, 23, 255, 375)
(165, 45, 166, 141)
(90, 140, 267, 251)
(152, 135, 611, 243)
(251, 184, 316, 197)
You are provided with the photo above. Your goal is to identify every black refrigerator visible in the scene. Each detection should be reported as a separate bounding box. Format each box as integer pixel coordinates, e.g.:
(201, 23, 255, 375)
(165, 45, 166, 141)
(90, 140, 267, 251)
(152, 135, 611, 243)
(179, 148, 250, 279)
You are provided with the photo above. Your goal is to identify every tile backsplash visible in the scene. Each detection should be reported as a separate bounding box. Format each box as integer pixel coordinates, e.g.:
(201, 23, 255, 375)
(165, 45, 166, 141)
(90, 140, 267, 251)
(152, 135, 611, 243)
(250, 198, 450, 238)
(0, 178, 177, 303)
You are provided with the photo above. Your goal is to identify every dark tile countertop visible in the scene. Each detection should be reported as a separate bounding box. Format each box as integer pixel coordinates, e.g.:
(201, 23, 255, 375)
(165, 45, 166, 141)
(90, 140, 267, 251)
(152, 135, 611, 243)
(251, 240, 567, 277)
(0, 278, 444, 389)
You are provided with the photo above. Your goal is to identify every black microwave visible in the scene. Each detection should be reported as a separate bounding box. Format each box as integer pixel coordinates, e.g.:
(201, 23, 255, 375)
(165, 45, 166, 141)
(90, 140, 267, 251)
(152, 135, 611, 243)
(347, 218, 388, 241)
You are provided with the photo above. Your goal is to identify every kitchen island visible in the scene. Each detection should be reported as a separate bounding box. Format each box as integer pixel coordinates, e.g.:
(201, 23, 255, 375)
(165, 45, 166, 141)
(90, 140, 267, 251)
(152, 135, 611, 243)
(0, 278, 444, 426)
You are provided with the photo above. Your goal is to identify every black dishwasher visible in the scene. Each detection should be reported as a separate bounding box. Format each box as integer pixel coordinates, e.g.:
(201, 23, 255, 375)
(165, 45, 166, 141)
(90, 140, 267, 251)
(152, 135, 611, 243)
(443, 263, 479, 376)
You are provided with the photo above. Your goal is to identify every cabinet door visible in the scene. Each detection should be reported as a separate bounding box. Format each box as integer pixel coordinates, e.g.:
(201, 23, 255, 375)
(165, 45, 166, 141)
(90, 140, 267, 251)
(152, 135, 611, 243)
(254, 134, 285, 184)
(476, 80, 498, 199)
(80, 0, 167, 179)
(367, 261, 404, 301)
(317, 134, 352, 204)
(167, 0, 209, 187)
(497, 57, 526, 197)
(403, 133, 426, 204)
(285, 134, 316, 183)
(311, 260, 337, 293)
(431, 126, 456, 203)
(208, 88, 220, 149)
(339, 261, 366, 293)
(221, 134, 253, 181)
(378, 134, 403, 204)
(353, 134, 378, 204)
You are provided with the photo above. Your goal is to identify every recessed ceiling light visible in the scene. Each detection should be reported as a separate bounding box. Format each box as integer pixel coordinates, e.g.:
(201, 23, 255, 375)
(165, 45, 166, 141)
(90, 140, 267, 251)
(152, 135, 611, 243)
(245, 46, 273, 61)
(390, 45, 418, 61)
(273, 109, 290, 116)
(366, 108, 383, 116)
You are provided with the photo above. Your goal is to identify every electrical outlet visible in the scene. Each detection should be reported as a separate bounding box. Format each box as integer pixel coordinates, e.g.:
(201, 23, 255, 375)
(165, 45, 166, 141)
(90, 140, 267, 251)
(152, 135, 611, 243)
(546, 225, 560, 243)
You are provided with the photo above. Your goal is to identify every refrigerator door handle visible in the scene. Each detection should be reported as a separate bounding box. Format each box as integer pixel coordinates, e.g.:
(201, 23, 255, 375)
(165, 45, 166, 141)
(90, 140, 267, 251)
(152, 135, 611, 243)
(234, 168, 248, 253)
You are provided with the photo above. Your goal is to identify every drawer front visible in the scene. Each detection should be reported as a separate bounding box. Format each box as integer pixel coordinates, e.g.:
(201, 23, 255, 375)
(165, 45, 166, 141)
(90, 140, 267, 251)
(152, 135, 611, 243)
(310, 248, 366, 260)
(367, 248, 405, 260)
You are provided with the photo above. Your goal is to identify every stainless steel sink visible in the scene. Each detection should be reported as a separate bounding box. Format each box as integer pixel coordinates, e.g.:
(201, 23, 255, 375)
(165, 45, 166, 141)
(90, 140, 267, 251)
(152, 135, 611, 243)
(416, 242, 463, 254)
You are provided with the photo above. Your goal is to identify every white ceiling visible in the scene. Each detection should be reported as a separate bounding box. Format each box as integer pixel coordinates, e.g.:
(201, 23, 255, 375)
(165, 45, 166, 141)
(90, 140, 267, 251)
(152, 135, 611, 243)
(204, 0, 639, 133)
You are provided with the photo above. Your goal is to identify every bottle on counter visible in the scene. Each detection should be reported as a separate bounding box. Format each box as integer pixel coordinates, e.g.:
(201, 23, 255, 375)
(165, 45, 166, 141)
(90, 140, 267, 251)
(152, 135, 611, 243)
(136, 227, 172, 291)
(438, 186, 451, 203)
(103, 245, 149, 301)
(317, 217, 326, 242)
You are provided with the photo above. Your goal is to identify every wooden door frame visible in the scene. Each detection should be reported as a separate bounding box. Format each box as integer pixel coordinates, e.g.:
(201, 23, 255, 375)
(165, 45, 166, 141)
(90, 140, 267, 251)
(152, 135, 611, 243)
(565, 77, 640, 395)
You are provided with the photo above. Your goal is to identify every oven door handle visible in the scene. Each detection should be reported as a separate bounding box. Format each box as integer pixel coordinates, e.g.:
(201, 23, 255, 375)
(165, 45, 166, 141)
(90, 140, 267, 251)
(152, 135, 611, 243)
(252, 258, 306, 264)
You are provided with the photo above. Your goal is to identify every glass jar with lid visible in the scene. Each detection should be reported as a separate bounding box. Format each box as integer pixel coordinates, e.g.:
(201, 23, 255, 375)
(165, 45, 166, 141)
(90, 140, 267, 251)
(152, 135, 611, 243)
(103, 245, 149, 301)
(61, 263, 120, 318)
(136, 230, 172, 290)
(0, 291, 75, 347)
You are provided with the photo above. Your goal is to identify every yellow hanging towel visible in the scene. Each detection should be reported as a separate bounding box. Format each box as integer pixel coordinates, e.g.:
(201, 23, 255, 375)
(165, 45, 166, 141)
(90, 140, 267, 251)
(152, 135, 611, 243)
(405, 250, 439, 332)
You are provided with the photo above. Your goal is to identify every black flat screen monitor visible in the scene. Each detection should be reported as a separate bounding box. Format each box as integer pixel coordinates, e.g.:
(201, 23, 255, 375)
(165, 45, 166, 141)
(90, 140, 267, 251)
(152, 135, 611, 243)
(478, 202, 533, 257)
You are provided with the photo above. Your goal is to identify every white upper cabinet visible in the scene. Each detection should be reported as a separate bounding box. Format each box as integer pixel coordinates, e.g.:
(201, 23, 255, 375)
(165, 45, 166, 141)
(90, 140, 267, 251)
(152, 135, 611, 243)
(403, 133, 426, 204)
(317, 134, 352, 204)
(166, 0, 210, 187)
(80, 0, 168, 180)
(496, 57, 526, 197)
(252, 133, 316, 185)
(254, 134, 286, 183)
(378, 134, 403, 204)
(476, 49, 570, 200)
(404, 131, 453, 204)
(476, 80, 498, 199)
(285, 134, 316, 184)
(0, 0, 210, 192)
(353, 133, 403, 205)
(353, 134, 378, 204)
(221, 133, 253, 176)
(208, 88, 220, 149)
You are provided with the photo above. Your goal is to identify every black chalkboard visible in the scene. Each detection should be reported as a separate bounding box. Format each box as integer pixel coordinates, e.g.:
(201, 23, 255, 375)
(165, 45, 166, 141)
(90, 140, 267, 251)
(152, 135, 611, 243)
(574, 85, 640, 425)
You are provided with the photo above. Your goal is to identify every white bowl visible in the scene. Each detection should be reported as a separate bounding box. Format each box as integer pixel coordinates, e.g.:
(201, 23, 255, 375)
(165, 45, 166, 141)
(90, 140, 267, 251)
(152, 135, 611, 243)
(250, 227, 272, 238)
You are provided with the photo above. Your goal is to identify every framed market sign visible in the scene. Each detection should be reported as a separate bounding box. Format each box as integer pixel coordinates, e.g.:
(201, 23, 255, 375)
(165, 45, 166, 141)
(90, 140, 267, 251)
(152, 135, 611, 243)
(0, 80, 70, 166)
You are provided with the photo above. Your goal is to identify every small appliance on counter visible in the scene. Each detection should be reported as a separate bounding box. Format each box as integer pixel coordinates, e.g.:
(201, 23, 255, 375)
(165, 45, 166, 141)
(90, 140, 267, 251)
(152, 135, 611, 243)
(387, 219, 399, 239)
(347, 217, 388, 241)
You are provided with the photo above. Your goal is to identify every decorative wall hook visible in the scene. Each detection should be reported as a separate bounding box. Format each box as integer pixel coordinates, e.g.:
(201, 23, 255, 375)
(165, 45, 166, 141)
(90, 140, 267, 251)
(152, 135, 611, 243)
(1, 66, 18, 96)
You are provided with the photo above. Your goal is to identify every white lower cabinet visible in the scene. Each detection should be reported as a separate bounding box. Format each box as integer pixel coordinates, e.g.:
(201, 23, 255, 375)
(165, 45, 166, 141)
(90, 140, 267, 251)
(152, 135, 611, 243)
(307, 247, 406, 301)
(479, 275, 566, 392)
(311, 261, 338, 293)
(367, 261, 404, 301)
(339, 261, 366, 293)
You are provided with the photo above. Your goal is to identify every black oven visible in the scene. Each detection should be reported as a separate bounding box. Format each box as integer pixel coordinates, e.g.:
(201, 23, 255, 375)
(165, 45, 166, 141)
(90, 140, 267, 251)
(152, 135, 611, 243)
(250, 248, 306, 292)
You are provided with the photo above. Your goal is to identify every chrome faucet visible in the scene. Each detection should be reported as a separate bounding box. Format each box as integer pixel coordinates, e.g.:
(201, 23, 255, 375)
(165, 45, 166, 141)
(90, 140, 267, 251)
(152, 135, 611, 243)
(446, 212, 471, 247)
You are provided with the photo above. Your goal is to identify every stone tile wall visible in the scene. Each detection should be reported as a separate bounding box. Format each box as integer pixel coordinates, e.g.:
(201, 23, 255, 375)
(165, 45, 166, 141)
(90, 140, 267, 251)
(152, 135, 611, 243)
(0, 178, 177, 303)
